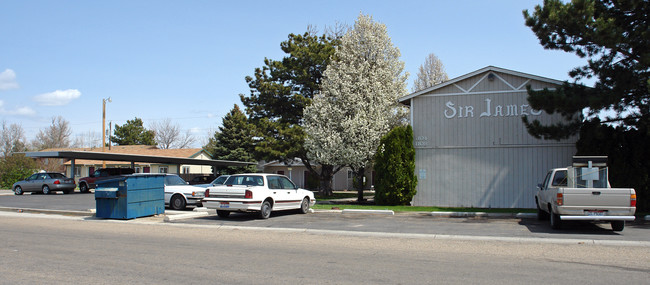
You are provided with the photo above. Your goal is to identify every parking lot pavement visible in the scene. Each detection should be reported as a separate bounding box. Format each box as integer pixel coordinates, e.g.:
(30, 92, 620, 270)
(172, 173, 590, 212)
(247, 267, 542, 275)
(2, 189, 649, 245)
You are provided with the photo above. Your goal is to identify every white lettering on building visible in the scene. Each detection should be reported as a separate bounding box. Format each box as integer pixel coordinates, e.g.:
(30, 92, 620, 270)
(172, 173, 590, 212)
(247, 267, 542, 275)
(445, 98, 543, 119)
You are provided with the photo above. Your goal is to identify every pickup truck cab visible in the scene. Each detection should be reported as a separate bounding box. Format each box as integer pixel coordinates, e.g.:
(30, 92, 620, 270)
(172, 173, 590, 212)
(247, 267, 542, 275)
(535, 157, 636, 231)
(202, 173, 315, 219)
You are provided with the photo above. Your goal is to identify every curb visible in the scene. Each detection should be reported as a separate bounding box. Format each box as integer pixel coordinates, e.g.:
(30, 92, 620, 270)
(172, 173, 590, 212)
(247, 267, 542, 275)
(342, 209, 394, 215)
(0, 206, 94, 217)
(430, 211, 537, 219)
(163, 211, 209, 222)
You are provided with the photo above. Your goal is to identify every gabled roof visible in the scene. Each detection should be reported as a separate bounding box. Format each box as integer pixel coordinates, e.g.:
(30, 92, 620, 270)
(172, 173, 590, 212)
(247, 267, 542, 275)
(398, 66, 565, 104)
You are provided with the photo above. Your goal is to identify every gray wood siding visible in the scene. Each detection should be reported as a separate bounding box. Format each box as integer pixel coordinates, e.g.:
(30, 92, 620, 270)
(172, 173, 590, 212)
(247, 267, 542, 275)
(410, 69, 577, 208)
(413, 145, 575, 208)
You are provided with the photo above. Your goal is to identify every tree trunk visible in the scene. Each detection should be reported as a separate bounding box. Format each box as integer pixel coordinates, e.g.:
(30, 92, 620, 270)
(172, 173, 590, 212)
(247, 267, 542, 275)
(318, 164, 334, 196)
(353, 166, 366, 202)
(300, 157, 342, 197)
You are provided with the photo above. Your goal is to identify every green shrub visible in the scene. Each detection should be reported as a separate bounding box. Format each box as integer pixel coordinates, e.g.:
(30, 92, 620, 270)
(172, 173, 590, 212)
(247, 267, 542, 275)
(0, 154, 37, 189)
(374, 125, 417, 205)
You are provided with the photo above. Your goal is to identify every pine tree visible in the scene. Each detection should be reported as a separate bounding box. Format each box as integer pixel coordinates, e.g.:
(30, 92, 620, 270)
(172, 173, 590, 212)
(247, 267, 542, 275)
(240, 29, 344, 194)
(111, 117, 155, 146)
(205, 105, 257, 174)
(522, 0, 650, 138)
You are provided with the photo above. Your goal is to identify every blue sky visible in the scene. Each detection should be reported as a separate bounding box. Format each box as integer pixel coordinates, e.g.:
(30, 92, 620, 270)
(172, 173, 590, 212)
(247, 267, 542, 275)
(0, 0, 588, 147)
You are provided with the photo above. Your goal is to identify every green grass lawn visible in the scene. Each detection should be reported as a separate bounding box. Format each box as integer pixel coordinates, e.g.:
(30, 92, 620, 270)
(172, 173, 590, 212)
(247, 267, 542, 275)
(314, 192, 361, 200)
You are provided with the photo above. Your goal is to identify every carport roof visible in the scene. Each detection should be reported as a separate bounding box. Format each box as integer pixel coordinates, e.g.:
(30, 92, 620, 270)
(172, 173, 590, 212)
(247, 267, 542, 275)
(22, 150, 255, 167)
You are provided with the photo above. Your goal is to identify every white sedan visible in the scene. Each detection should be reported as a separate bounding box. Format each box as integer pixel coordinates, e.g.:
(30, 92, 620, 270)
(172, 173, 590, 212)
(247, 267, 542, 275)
(203, 173, 316, 219)
(164, 174, 207, 210)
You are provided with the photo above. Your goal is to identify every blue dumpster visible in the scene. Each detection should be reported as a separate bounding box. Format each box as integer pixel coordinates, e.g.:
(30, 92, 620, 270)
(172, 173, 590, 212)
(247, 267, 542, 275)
(95, 174, 165, 219)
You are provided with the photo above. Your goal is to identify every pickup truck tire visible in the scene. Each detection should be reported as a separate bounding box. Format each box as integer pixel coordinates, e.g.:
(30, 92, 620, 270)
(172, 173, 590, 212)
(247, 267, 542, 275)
(550, 211, 562, 229)
(216, 210, 231, 218)
(536, 200, 549, 220)
(259, 200, 272, 219)
(537, 207, 549, 221)
(611, 221, 625, 231)
(79, 183, 89, 193)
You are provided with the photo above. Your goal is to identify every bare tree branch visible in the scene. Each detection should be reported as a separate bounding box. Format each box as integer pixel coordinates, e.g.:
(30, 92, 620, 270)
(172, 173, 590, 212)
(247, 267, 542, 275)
(412, 53, 449, 92)
(150, 118, 196, 149)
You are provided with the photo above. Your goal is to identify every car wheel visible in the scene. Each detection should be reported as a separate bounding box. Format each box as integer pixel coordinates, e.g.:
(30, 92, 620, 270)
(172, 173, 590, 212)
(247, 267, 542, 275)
(14, 186, 24, 195)
(611, 221, 625, 231)
(217, 210, 231, 218)
(42, 185, 51, 195)
(170, 194, 187, 210)
(259, 200, 272, 219)
(550, 211, 562, 229)
(79, 183, 89, 193)
(299, 197, 310, 214)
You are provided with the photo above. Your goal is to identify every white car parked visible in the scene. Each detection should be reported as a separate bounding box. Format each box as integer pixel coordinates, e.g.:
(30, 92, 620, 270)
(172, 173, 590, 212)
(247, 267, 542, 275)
(203, 173, 316, 219)
(163, 174, 207, 210)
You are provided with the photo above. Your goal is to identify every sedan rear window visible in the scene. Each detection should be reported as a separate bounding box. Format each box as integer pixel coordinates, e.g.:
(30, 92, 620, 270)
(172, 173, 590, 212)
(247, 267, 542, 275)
(49, 173, 66, 179)
(225, 175, 264, 186)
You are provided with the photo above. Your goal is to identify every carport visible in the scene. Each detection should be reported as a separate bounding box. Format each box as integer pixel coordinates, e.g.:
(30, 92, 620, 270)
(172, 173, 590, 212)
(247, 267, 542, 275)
(23, 150, 256, 177)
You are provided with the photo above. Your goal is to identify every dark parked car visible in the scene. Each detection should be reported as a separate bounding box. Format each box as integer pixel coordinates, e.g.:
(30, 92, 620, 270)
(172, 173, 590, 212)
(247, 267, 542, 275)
(78, 168, 135, 193)
(13, 172, 76, 195)
(194, 175, 230, 188)
(188, 175, 215, 185)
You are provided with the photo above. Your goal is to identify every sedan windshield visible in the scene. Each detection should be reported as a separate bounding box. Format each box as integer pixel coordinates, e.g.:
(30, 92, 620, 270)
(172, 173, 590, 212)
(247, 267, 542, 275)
(225, 175, 264, 186)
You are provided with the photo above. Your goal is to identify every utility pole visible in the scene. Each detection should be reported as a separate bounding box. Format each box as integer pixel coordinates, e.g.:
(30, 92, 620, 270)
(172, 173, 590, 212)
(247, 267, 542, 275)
(102, 97, 112, 168)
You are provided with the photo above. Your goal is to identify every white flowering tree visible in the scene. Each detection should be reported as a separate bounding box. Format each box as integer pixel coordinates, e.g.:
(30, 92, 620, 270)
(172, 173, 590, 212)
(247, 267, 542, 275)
(304, 14, 408, 201)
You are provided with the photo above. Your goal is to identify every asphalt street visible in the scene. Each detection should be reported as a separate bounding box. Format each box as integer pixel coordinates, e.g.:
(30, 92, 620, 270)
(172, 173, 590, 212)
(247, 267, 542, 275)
(2, 213, 649, 284)
(1, 190, 649, 245)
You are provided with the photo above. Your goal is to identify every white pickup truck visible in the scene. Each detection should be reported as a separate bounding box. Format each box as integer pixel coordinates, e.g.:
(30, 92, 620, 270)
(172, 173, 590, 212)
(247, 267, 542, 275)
(535, 156, 636, 231)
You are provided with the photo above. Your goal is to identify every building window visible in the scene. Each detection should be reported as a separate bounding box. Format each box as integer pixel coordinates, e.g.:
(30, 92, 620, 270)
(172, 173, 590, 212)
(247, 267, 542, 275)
(159, 166, 168, 173)
(277, 170, 284, 175)
(74, 166, 81, 177)
(182, 166, 190, 174)
(134, 167, 141, 173)
(347, 170, 353, 179)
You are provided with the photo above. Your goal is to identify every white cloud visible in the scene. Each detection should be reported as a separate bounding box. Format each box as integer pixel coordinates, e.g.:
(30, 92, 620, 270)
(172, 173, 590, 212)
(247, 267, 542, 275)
(0, 69, 19, 90)
(33, 89, 81, 106)
(0, 105, 36, 116)
(13, 106, 36, 116)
